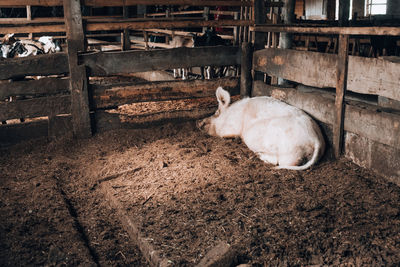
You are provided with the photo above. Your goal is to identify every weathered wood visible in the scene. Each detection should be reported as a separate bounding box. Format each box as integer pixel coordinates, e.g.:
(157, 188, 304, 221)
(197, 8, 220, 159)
(86, 19, 253, 32)
(333, 34, 349, 158)
(0, 0, 253, 6)
(83, 46, 241, 76)
(0, 95, 71, 122)
(253, 48, 337, 88)
(0, 53, 68, 80)
(64, 0, 92, 138)
(91, 77, 239, 109)
(253, 81, 400, 149)
(0, 19, 252, 34)
(240, 42, 253, 97)
(252, 25, 400, 36)
(96, 107, 216, 132)
(253, 48, 400, 101)
(0, 119, 48, 144)
(0, 78, 70, 99)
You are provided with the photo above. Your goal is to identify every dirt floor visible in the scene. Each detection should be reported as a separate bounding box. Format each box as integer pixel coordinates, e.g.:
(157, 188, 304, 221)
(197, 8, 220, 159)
(1, 121, 400, 266)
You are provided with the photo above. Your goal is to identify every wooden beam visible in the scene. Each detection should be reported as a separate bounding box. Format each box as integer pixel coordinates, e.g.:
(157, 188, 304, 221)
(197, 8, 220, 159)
(64, 0, 92, 138)
(0, 19, 252, 34)
(82, 46, 241, 76)
(0, 0, 253, 7)
(0, 95, 70, 122)
(86, 19, 253, 31)
(333, 34, 349, 158)
(0, 53, 69, 80)
(252, 25, 400, 36)
(95, 107, 216, 132)
(252, 48, 400, 102)
(91, 77, 239, 109)
(240, 42, 253, 97)
(0, 78, 70, 100)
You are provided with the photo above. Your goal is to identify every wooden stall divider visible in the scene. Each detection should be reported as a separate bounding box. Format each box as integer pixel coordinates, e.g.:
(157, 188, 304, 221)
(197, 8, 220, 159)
(333, 34, 349, 158)
(63, 0, 92, 138)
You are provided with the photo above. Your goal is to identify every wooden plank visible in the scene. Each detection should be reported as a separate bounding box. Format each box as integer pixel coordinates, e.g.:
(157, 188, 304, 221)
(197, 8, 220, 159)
(95, 107, 216, 132)
(64, 0, 92, 138)
(0, 120, 48, 144)
(82, 46, 241, 76)
(0, 53, 69, 80)
(0, 95, 70, 122)
(347, 57, 400, 102)
(251, 25, 400, 36)
(333, 34, 349, 159)
(86, 19, 253, 32)
(240, 42, 253, 97)
(253, 48, 337, 88)
(91, 77, 239, 109)
(0, 78, 70, 100)
(253, 48, 400, 102)
(0, 19, 252, 34)
(0, 0, 253, 6)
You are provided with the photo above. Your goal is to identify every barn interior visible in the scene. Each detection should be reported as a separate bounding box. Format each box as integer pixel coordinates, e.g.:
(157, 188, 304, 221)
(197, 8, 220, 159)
(0, 0, 399, 266)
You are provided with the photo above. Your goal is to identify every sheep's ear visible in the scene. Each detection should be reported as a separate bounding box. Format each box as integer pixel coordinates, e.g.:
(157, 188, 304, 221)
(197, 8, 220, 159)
(216, 87, 230, 110)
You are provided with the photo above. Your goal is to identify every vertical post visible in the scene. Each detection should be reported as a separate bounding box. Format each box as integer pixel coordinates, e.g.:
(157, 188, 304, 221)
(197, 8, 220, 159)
(240, 42, 253, 97)
(233, 12, 239, 46)
(338, 0, 350, 27)
(122, 5, 131, 51)
(63, 0, 92, 138)
(278, 0, 295, 86)
(253, 0, 267, 84)
(26, 5, 33, 39)
(333, 34, 349, 159)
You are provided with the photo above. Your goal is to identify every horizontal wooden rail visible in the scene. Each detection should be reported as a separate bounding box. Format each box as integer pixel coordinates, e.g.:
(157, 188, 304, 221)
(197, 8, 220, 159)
(0, 19, 252, 34)
(0, 0, 253, 7)
(253, 48, 400, 101)
(0, 95, 70, 122)
(251, 25, 400, 36)
(0, 46, 240, 79)
(85, 19, 253, 32)
(0, 78, 70, 99)
(82, 46, 241, 76)
(0, 53, 68, 80)
(91, 77, 239, 109)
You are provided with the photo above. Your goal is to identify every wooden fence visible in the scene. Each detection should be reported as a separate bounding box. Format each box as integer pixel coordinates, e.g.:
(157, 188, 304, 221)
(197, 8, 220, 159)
(0, 0, 251, 144)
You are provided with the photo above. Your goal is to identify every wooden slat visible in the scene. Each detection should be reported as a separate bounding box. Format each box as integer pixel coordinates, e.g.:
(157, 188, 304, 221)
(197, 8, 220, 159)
(0, 120, 48, 144)
(0, 53, 69, 80)
(253, 48, 337, 88)
(0, 0, 253, 7)
(333, 34, 349, 159)
(91, 77, 239, 109)
(95, 108, 216, 132)
(63, 0, 92, 138)
(0, 78, 70, 99)
(0, 19, 252, 34)
(86, 19, 253, 31)
(253, 48, 400, 102)
(0, 95, 70, 122)
(252, 25, 400, 36)
(82, 46, 241, 76)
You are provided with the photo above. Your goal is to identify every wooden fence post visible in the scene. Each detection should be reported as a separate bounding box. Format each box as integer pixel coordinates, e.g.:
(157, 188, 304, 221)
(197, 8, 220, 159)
(63, 0, 92, 138)
(240, 42, 253, 97)
(333, 34, 349, 158)
(253, 0, 267, 84)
